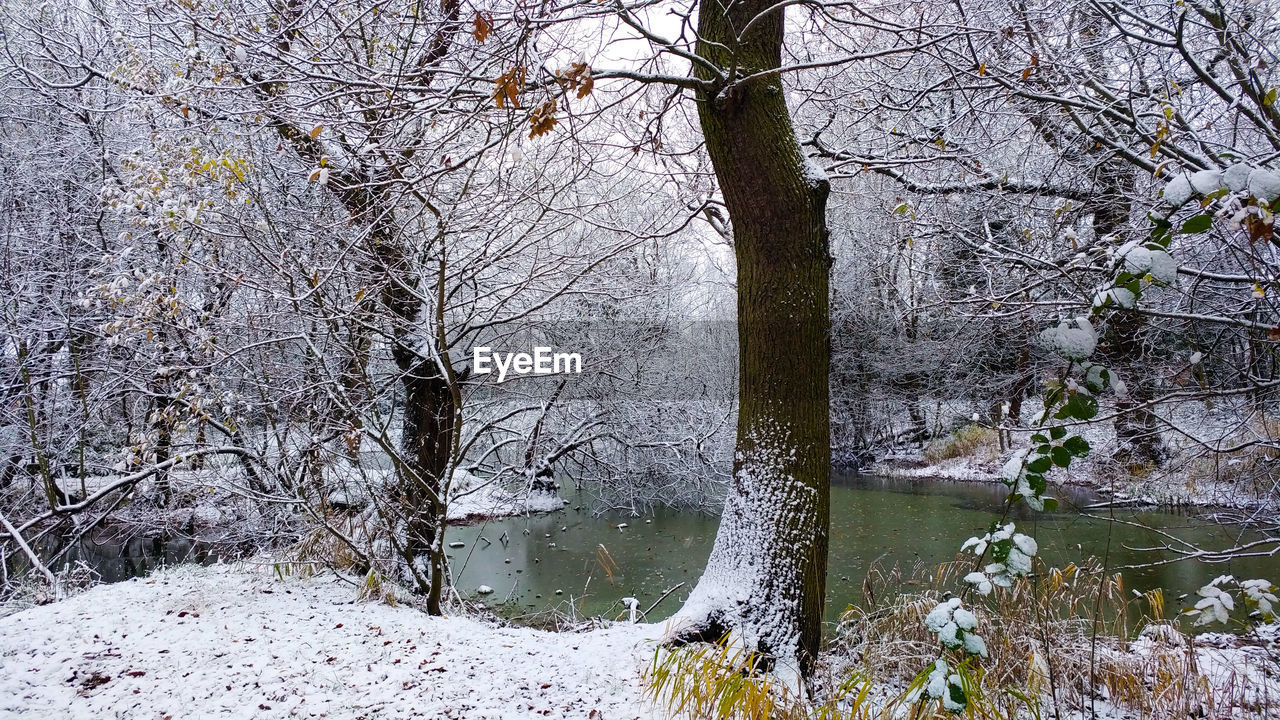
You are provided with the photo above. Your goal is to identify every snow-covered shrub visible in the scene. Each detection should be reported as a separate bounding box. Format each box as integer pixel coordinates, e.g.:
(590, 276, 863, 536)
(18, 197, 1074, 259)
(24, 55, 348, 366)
(961, 523, 1038, 592)
(1187, 575, 1278, 627)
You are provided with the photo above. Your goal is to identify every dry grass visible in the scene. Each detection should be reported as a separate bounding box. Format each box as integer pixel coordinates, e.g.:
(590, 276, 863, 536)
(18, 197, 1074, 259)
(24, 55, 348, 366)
(823, 559, 1275, 720)
(646, 636, 809, 720)
(924, 425, 1000, 464)
(645, 559, 1277, 719)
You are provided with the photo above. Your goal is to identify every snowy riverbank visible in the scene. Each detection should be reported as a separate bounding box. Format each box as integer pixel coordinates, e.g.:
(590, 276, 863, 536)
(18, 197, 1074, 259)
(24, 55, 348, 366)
(870, 453, 1280, 512)
(0, 564, 655, 719)
(864, 400, 1280, 513)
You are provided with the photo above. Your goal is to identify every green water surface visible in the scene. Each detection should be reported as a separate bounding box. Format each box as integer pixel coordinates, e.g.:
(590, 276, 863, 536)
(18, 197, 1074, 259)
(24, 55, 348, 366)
(445, 474, 1279, 624)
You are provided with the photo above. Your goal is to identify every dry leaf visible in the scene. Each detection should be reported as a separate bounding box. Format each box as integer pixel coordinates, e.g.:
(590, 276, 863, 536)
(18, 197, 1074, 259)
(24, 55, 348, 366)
(473, 12, 492, 43)
(529, 98, 558, 138)
(494, 66, 525, 109)
(561, 62, 594, 99)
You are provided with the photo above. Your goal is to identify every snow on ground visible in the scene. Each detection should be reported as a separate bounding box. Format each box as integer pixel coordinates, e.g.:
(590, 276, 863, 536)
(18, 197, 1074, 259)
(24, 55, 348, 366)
(0, 564, 656, 720)
(869, 456, 997, 484)
(873, 449, 1280, 511)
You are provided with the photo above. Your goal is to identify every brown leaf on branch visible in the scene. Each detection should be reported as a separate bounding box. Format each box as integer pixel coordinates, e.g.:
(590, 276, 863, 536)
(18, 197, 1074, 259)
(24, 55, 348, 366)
(473, 12, 492, 43)
(559, 62, 594, 99)
(1021, 52, 1039, 81)
(1245, 214, 1274, 244)
(529, 98, 558, 138)
(494, 66, 525, 109)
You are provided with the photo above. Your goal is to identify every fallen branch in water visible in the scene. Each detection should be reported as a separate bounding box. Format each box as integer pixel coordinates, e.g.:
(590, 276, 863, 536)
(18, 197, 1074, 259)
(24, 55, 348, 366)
(644, 582, 685, 618)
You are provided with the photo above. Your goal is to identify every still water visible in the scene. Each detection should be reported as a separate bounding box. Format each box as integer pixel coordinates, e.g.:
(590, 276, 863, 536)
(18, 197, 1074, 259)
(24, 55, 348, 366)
(445, 474, 1279, 623)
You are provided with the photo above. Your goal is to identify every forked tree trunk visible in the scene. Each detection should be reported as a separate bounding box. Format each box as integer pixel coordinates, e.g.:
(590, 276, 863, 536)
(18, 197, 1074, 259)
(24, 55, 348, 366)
(253, 0, 463, 613)
(672, 0, 832, 680)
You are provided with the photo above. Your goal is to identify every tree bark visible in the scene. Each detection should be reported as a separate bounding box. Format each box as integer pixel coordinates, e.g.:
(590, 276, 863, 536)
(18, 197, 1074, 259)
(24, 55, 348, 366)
(398, 354, 455, 613)
(672, 0, 832, 680)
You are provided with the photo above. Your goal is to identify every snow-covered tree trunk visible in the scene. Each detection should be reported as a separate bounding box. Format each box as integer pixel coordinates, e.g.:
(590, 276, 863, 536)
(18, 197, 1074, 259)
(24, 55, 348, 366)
(670, 0, 831, 680)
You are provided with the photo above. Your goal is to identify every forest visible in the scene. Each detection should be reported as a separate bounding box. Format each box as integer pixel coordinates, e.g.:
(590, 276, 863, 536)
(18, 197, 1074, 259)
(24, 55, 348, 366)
(0, 0, 1278, 717)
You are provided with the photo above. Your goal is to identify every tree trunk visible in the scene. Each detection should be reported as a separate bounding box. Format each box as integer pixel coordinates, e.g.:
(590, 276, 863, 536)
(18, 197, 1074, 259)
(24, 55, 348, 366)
(672, 0, 832, 681)
(1092, 161, 1166, 466)
(397, 353, 455, 614)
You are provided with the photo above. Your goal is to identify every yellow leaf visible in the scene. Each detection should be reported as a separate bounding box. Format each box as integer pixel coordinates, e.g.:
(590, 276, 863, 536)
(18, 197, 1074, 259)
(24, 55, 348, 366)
(309, 124, 323, 139)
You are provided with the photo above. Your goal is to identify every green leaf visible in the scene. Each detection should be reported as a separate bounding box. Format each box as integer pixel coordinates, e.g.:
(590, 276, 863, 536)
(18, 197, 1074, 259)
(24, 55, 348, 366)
(1266, 87, 1278, 106)
(1042, 497, 1059, 512)
(992, 538, 1012, 562)
(1046, 386, 1063, 408)
(1181, 214, 1213, 234)
(1049, 426, 1067, 441)
(1027, 473, 1047, 495)
(1063, 435, 1091, 457)
(1067, 393, 1099, 420)
(1027, 456, 1052, 474)
(1030, 433, 1048, 444)
(1084, 367, 1110, 393)
(1051, 445, 1072, 468)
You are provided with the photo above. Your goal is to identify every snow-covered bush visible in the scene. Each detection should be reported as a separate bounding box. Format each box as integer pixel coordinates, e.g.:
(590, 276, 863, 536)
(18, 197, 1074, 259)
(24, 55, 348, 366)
(1187, 575, 1278, 627)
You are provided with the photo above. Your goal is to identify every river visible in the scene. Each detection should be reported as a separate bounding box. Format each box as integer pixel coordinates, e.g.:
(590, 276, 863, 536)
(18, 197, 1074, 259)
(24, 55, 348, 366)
(444, 473, 1278, 624)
